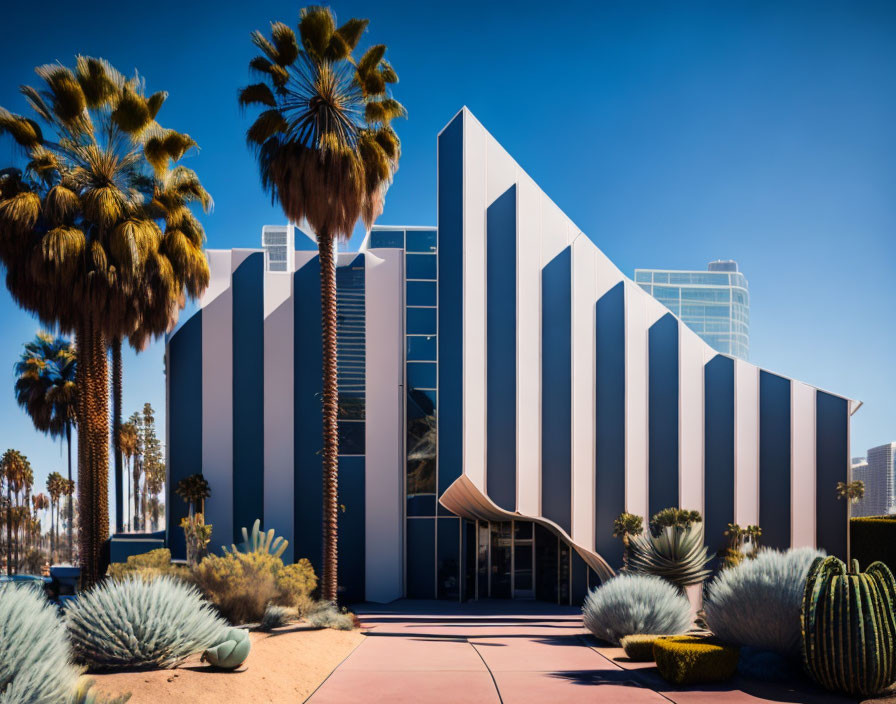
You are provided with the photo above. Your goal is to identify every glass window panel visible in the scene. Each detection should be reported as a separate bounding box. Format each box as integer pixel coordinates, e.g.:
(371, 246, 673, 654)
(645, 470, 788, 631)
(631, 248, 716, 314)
(634, 271, 650, 283)
(407, 307, 437, 335)
(653, 272, 669, 283)
(338, 421, 365, 455)
(438, 517, 460, 599)
(369, 229, 404, 249)
(490, 523, 512, 599)
(407, 362, 437, 389)
(338, 392, 365, 420)
(407, 335, 437, 361)
(653, 286, 680, 300)
(406, 253, 437, 280)
(514, 521, 533, 540)
(405, 229, 437, 253)
(407, 388, 436, 496)
(407, 494, 436, 516)
(637, 284, 652, 296)
(406, 280, 437, 306)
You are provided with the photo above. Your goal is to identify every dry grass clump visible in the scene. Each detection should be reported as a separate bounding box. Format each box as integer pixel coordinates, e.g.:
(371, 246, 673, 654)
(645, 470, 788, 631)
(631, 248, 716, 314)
(305, 601, 355, 631)
(192, 552, 280, 625)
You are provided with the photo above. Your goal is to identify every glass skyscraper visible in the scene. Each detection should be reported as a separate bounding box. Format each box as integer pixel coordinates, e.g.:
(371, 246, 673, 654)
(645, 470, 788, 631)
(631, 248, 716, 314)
(634, 260, 750, 360)
(852, 443, 896, 517)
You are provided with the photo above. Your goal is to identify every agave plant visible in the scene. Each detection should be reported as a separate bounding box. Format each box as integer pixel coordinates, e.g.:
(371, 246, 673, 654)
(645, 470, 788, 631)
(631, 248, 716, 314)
(582, 574, 692, 645)
(224, 519, 287, 559)
(704, 547, 824, 656)
(65, 575, 228, 669)
(0, 582, 83, 703)
(627, 522, 713, 590)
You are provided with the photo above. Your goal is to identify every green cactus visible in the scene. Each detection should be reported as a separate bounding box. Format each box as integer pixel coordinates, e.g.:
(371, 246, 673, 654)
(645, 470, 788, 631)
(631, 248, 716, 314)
(224, 519, 288, 559)
(801, 556, 896, 697)
(201, 628, 251, 670)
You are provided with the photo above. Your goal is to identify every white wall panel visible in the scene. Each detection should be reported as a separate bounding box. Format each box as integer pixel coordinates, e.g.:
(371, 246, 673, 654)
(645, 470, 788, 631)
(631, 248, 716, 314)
(791, 382, 817, 547)
(463, 111, 487, 491)
(263, 265, 295, 563)
(364, 250, 404, 602)
(516, 174, 542, 516)
(486, 135, 517, 204)
(734, 360, 760, 526)
(679, 327, 705, 513)
(541, 199, 569, 265)
(624, 282, 649, 519)
(571, 236, 597, 546)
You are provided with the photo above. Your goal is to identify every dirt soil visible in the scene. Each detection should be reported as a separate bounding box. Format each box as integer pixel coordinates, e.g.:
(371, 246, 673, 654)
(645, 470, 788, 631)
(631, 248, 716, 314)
(89, 625, 365, 703)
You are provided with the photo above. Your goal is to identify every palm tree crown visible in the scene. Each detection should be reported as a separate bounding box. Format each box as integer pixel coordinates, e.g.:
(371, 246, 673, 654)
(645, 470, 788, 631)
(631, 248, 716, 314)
(14, 332, 77, 438)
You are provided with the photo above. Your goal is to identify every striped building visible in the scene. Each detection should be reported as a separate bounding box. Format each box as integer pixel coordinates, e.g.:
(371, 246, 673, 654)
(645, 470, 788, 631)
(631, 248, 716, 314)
(166, 108, 858, 604)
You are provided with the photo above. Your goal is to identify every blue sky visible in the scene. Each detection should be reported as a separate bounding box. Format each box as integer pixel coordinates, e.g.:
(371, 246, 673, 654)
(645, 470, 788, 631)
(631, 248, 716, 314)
(1, 0, 894, 499)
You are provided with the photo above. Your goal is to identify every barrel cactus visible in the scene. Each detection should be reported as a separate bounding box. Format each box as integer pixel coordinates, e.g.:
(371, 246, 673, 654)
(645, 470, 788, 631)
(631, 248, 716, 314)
(65, 575, 228, 669)
(201, 628, 251, 670)
(801, 556, 896, 697)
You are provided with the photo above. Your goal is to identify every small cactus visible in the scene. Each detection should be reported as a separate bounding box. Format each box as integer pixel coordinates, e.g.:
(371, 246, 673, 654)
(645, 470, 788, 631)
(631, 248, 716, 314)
(224, 519, 288, 559)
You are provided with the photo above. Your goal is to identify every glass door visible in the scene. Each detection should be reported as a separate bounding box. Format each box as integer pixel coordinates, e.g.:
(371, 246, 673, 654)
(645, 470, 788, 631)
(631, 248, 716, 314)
(512, 521, 535, 599)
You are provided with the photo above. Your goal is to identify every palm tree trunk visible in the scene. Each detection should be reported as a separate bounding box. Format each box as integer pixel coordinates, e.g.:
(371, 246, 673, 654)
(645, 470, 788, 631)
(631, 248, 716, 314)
(6, 486, 12, 575)
(111, 337, 124, 534)
(76, 317, 110, 587)
(66, 422, 74, 562)
(50, 499, 55, 563)
(318, 230, 339, 603)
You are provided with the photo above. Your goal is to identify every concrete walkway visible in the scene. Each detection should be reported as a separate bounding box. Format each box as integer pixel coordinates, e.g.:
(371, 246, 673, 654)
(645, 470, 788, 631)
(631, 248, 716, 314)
(305, 600, 856, 704)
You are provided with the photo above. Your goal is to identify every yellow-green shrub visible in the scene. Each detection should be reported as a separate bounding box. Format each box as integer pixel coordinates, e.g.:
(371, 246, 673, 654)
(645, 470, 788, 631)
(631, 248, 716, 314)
(653, 636, 739, 685)
(192, 551, 280, 625)
(107, 548, 191, 582)
(275, 558, 318, 606)
(620, 634, 664, 662)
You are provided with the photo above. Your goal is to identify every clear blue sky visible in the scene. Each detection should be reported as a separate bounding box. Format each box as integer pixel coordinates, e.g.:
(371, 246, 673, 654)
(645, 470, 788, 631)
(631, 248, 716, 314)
(1, 0, 893, 500)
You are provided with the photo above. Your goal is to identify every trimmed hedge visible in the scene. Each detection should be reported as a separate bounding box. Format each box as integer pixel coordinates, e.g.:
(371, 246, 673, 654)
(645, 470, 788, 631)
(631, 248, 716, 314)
(851, 516, 896, 573)
(653, 636, 739, 685)
(620, 634, 664, 661)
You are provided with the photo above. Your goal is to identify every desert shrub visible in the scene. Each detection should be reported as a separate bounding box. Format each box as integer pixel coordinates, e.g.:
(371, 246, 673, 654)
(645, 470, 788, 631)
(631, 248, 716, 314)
(192, 551, 280, 625)
(275, 558, 318, 605)
(582, 574, 692, 645)
(259, 604, 295, 631)
(65, 575, 228, 669)
(620, 634, 664, 661)
(653, 636, 739, 685)
(703, 547, 823, 656)
(305, 601, 355, 631)
(106, 548, 190, 582)
(0, 581, 83, 703)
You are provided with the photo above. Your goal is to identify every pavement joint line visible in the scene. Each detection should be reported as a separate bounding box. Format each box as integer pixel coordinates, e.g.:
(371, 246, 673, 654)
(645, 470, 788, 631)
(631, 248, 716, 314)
(469, 638, 505, 704)
(300, 631, 368, 704)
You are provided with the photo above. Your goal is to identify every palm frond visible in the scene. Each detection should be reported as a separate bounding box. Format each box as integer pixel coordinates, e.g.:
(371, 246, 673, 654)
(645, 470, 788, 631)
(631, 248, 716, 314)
(111, 87, 151, 135)
(335, 18, 368, 51)
(147, 91, 167, 120)
(35, 64, 87, 125)
(246, 110, 288, 147)
(75, 56, 117, 108)
(299, 6, 336, 59)
(238, 83, 277, 109)
(0, 109, 43, 148)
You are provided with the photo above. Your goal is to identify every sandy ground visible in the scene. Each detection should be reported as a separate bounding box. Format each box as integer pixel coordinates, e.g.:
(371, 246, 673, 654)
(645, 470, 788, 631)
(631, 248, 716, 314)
(90, 625, 365, 704)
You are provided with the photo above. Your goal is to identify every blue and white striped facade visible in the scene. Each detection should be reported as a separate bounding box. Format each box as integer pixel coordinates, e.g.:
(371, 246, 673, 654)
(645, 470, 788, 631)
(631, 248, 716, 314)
(166, 107, 858, 604)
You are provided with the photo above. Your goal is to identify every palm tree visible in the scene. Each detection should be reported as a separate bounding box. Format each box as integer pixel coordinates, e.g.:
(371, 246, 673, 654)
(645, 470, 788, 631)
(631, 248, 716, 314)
(240, 7, 404, 601)
(612, 512, 644, 571)
(0, 58, 210, 585)
(32, 492, 49, 554)
(836, 480, 865, 504)
(119, 420, 138, 530)
(47, 472, 65, 563)
(1, 450, 30, 573)
(175, 473, 210, 515)
(14, 332, 77, 557)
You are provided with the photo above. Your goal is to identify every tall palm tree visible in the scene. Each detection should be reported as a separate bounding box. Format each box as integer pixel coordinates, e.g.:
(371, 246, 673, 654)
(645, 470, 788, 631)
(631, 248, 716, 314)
(0, 58, 210, 585)
(240, 7, 404, 601)
(13, 332, 77, 558)
(32, 492, 49, 554)
(119, 420, 138, 530)
(47, 472, 65, 562)
(1, 450, 29, 573)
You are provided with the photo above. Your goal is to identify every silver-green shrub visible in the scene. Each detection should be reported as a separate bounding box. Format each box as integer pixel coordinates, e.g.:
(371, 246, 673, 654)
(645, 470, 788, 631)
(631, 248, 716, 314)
(305, 601, 355, 631)
(0, 582, 83, 704)
(582, 574, 692, 645)
(703, 547, 824, 656)
(65, 575, 228, 669)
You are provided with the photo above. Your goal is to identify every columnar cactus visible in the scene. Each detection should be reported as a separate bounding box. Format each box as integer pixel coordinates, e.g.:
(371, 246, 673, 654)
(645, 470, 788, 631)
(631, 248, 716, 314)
(801, 556, 896, 697)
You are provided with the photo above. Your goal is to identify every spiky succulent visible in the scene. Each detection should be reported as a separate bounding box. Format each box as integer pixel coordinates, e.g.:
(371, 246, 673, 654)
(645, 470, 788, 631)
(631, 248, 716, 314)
(582, 574, 692, 645)
(224, 519, 288, 559)
(627, 522, 713, 590)
(65, 575, 228, 669)
(0, 582, 83, 704)
(704, 547, 824, 656)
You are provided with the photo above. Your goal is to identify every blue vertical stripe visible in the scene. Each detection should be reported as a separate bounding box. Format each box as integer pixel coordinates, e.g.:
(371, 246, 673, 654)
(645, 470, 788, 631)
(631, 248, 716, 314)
(486, 185, 517, 511)
(759, 371, 792, 550)
(704, 355, 735, 563)
(167, 313, 202, 559)
(438, 114, 463, 501)
(595, 282, 625, 568)
(337, 456, 365, 602)
(648, 314, 679, 516)
(541, 247, 572, 533)
(294, 257, 323, 572)
(816, 392, 848, 558)
(232, 253, 265, 543)
(407, 518, 436, 598)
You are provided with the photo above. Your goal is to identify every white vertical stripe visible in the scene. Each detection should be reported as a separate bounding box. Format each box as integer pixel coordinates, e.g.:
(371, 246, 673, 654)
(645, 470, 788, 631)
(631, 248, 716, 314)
(516, 175, 541, 516)
(263, 261, 295, 563)
(678, 328, 705, 513)
(624, 282, 649, 519)
(791, 382, 817, 547)
(463, 111, 487, 491)
(734, 360, 760, 526)
(571, 235, 596, 546)
(201, 250, 235, 551)
(364, 250, 404, 602)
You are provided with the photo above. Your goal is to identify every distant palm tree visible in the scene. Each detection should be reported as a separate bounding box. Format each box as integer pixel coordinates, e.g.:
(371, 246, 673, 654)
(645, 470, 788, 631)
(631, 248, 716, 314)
(14, 332, 77, 559)
(2, 450, 30, 573)
(47, 472, 65, 563)
(613, 512, 644, 570)
(119, 420, 139, 530)
(175, 473, 210, 515)
(32, 492, 49, 553)
(836, 480, 865, 504)
(240, 7, 404, 601)
(0, 58, 210, 584)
